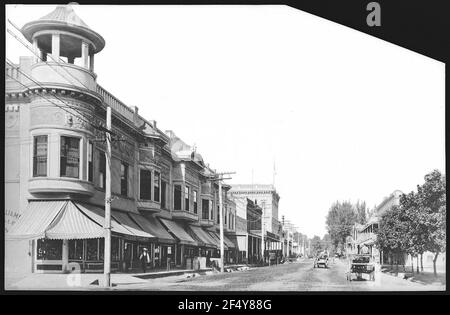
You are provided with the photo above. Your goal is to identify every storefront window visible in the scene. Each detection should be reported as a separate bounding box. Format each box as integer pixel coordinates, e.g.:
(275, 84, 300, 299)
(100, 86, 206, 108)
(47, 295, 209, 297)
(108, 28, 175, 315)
(33, 135, 48, 177)
(132, 243, 139, 261)
(154, 245, 161, 267)
(60, 136, 80, 178)
(86, 238, 99, 261)
(68, 239, 84, 260)
(36, 239, 62, 260)
(99, 238, 104, 261)
(112, 237, 120, 261)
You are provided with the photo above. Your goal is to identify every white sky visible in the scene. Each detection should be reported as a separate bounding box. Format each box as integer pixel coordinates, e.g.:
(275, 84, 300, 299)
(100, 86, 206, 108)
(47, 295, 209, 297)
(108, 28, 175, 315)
(5, 5, 445, 239)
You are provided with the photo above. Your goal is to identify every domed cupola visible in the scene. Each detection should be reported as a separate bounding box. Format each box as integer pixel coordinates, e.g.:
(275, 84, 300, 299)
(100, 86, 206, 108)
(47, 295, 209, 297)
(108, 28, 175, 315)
(21, 4, 105, 83)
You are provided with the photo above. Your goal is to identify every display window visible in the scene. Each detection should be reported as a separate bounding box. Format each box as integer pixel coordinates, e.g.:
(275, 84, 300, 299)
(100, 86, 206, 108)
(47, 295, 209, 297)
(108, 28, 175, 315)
(36, 239, 62, 260)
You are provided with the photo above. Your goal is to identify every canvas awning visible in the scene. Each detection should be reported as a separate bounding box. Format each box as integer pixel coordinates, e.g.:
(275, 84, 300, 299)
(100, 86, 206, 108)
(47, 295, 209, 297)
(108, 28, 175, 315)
(7, 201, 68, 239)
(159, 218, 197, 246)
(206, 231, 228, 250)
(209, 231, 237, 249)
(7, 201, 105, 240)
(129, 213, 176, 244)
(45, 202, 104, 239)
(74, 203, 140, 238)
(111, 210, 155, 240)
(223, 234, 237, 249)
(236, 235, 247, 251)
(188, 225, 218, 248)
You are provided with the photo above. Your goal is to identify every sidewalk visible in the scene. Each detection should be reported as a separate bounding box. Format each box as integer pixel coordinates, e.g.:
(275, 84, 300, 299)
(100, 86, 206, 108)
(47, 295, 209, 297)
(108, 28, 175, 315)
(5, 268, 212, 291)
(381, 268, 446, 286)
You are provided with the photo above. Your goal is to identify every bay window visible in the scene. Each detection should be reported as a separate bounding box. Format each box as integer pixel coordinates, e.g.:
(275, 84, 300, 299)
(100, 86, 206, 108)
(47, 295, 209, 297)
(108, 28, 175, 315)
(154, 171, 160, 202)
(33, 135, 48, 177)
(161, 180, 167, 209)
(87, 141, 93, 182)
(60, 136, 80, 178)
(174, 184, 182, 210)
(140, 169, 152, 200)
(193, 191, 198, 214)
(185, 186, 190, 211)
(120, 162, 128, 197)
(202, 199, 209, 220)
(98, 150, 106, 189)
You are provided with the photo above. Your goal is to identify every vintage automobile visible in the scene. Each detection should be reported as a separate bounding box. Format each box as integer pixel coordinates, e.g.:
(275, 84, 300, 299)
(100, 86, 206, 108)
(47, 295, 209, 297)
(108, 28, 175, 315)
(313, 254, 329, 268)
(346, 254, 375, 281)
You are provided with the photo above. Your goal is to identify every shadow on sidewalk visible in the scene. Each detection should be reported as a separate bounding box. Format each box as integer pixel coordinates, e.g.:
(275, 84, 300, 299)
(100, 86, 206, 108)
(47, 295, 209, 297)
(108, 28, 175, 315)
(381, 267, 446, 286)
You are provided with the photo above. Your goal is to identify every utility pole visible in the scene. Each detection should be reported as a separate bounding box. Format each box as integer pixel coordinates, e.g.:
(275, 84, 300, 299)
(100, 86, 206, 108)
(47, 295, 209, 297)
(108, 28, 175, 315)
(218, 180, 224, 273)
(281, 215, 285, 257)
(103, 106, 112, 287)
(261, 201, 265, 266)
(211, 171, 235, 272)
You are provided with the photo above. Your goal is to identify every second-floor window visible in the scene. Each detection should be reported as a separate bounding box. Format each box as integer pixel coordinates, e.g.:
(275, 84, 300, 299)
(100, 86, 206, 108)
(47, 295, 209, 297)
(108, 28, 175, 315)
(161, 180, 167, 209)
(87, 141, 93, 182)
(174, 184, 182, 210)
(216, 206, 220, 224)
(193, 191, 198, 214)
(140, 169, 152, 200)
(120, 162, 128, 197)
(60, 136, 80, 178)
(98, 150, 106, 189)
(154, 171, 160, 202)
(33, 135, 48, 177)
(202, 199, 209, 220)
(185, 186, 190, 211)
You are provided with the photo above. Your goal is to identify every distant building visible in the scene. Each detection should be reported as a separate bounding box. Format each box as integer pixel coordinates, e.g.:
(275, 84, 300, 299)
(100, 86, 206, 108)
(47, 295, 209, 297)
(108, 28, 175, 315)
(354, 190, 403, 263)
(230, 185, 282, 262)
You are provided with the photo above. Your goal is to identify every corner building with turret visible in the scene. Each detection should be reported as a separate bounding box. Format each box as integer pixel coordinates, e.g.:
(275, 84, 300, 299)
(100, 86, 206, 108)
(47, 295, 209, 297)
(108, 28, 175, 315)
(5, 5, 238, 275)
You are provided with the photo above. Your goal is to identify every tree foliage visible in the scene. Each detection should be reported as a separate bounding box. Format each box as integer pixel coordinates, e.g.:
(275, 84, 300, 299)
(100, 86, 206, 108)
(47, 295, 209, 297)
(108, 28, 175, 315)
(310, 235, 323, 255)
(326, 201, 357, 252)
(355, 200, 368, 225)
(375, 205, 409, 258)
(375, 169, 446, 275)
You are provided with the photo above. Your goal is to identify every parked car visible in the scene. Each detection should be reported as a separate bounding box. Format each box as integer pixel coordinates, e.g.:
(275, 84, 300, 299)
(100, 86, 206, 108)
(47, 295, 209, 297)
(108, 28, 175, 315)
(313, 255, 329, 268)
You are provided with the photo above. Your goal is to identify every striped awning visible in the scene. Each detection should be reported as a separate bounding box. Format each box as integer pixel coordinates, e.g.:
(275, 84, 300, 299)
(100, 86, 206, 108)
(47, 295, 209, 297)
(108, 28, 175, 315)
(45, 202, 104, 239)
(129, 213, 176, 244)
(208, 231, 235, 249)
(111, 210, 155, 240)
(7, 201, 105, 240)
(223, 234, 237, 249)
(7, 201, 67, 240)
(188, 225, 218, 248)
(74, 203, 139, 238)
(236, 235, 247, 251)
(159, 218, 197, 246)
